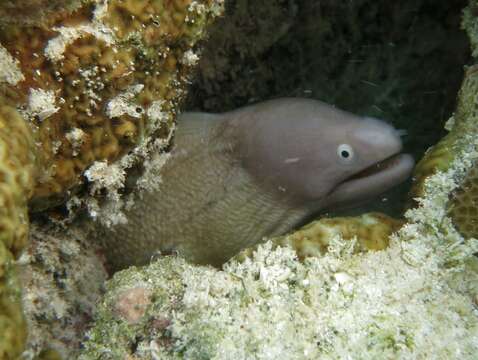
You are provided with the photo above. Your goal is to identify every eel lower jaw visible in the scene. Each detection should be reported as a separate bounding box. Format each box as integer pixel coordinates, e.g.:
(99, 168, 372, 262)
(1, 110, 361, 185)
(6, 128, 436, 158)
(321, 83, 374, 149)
(324, 153, 415, 209)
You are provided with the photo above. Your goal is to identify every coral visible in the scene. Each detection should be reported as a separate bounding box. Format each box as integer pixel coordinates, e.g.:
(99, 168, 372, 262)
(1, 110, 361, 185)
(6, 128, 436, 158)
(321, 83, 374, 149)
(1, 0, 476, 358)
(0, 242, 27, 360)
(0, 1, 84, 26)
(407, 67, 477, 203)
(0, 104, 37, 255)
(0, 103, 36, 359)
(0, 0, 224, 212)
(112, 286, 153, 325)
(436, 63, 478, 238)
(18, 224, 107, 359)
(448, 165, 478, 238)
(445, 66, 478, 238)
(236, 213, 403, 262)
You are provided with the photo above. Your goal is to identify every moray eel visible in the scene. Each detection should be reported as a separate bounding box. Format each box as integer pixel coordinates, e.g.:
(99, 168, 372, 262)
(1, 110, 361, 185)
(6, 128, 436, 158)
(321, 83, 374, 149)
(99, 98, 414, 269)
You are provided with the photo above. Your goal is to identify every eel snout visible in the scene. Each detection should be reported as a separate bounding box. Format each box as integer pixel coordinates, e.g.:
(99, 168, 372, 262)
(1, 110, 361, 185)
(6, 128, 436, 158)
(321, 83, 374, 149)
(325, 152, 415, 209)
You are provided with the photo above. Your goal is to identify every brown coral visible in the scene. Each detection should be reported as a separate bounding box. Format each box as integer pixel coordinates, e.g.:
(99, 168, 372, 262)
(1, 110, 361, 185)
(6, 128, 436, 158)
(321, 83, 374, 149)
(0, 103, 36, 359)
(448, 164, 478, 238)
(0, 0, 84, 26)
(0, 0, 222, 211)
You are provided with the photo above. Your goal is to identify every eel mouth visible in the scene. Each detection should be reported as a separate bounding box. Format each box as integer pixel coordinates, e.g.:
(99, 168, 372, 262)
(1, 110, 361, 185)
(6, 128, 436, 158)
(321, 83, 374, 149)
(349, 153, 408, 181)
(325, 153, 415, 208)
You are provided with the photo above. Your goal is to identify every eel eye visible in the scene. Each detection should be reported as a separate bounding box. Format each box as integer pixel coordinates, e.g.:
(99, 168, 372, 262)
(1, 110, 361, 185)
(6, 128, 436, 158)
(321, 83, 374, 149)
(337, 144, 354, 163)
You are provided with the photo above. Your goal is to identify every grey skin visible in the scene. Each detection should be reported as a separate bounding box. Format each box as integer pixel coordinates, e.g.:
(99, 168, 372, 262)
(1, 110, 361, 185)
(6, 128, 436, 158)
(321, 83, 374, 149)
(98, 98, 414, 270)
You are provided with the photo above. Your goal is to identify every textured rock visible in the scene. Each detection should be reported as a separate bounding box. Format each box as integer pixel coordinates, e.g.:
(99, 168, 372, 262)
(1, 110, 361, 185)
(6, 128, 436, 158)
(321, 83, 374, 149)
(444, 65, 478, 238)
(18, 224, 107, 359)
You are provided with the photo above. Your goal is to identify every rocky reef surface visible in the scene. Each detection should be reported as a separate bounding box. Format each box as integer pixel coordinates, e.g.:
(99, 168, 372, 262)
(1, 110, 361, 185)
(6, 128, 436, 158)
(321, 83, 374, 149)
(18, 224, 107, 359)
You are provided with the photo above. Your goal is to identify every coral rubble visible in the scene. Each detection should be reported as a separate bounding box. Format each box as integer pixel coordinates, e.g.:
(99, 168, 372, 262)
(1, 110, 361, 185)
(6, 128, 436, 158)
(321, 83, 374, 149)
(80, 215, 478, 359)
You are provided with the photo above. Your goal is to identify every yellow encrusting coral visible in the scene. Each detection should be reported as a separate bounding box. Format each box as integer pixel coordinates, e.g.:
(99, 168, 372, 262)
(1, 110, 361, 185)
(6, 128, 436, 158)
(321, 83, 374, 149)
(0, 0, 223, 211)
(236, 213, 402, 262)
(0, 103, 36, 359)
(0, 104, 37, 255)
(274, 213, 402, 257)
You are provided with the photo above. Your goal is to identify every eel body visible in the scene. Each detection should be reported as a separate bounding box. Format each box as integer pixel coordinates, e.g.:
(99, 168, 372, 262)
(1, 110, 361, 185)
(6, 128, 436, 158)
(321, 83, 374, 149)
(98, 98, 414, 269)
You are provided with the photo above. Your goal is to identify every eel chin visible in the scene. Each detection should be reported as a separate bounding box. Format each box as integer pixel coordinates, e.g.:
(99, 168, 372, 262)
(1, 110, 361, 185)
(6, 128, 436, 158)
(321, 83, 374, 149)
(325, 153, 415, 208)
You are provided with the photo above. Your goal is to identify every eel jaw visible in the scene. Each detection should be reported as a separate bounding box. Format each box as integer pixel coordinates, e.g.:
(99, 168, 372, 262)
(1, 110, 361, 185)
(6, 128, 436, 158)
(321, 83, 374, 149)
(323, 153, 415, 209)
